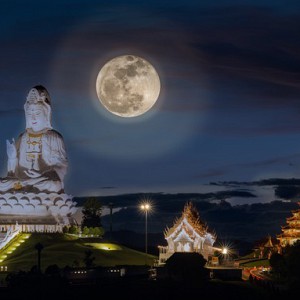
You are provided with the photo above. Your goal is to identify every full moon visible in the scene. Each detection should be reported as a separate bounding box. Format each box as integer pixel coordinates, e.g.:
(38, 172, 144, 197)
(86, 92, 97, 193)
(96, 55, 160, 117)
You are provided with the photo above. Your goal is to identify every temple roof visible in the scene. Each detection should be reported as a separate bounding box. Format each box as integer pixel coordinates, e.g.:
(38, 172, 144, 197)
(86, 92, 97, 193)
(285, 224, 300, 229)
(277, 232, 300, 239)
(264, 236, 274, 248)
(164, 202, 216, 240)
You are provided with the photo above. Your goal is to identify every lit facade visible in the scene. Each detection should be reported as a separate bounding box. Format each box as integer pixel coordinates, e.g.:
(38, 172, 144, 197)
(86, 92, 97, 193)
(158, 202, 216, 265)
(277, 202, 300, 247)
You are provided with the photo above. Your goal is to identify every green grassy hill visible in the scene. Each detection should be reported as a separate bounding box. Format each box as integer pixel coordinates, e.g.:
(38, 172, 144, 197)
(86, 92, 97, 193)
(2, 233, 157, 272)
(236, 251, 270, 268)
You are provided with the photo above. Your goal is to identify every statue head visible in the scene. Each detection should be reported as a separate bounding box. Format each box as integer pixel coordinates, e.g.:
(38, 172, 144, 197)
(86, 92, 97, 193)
(24, 86, 52, 132)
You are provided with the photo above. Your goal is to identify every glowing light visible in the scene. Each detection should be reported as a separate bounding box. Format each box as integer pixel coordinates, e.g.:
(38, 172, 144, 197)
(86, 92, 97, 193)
(216, 240, 235, 256)
(0, 233, 31, 264)
(96, 55, 160, 118)
(84, 243, 122, 251)
(139, 198, 154, 261)
(140, 203, 151, 211)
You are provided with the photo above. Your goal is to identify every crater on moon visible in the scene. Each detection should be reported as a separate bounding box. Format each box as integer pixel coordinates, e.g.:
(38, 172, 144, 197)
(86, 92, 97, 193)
(96, 55, 160, 117)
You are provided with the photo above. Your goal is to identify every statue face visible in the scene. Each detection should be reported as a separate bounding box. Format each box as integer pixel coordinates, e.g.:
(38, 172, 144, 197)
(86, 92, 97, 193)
(26, 104, 48, 132)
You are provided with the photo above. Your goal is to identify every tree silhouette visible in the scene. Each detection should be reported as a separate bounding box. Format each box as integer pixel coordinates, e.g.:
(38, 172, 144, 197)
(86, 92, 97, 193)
(82, 197, 102, 228)
(166, 253, 208, 284)
(285, 241, 300, 281)
(45, 264, 60, 277)
(269, 252, 286, 278)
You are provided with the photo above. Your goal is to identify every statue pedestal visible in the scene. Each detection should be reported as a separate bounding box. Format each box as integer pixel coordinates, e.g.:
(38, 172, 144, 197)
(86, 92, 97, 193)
(0, 192, 77, 232)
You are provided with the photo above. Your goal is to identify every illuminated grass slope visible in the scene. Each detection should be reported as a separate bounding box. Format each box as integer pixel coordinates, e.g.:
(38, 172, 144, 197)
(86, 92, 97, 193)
(237, 252, 270, 268)
(240, 259, 270, 268)
(3, 233, 157, 272)
(0, 233, 31, 264)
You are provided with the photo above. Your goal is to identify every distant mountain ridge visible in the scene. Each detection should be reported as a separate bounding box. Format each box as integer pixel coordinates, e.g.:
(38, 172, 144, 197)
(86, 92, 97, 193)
(75, 177, 300, 207)
(74, 190, 256, 208)
(211, 177, 300, 201)
(73, 178, 300, 245)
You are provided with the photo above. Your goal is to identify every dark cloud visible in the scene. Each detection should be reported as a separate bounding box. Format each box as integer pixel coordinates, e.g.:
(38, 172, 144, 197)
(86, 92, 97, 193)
(152, 5, 300, 114)
(194, 169, 228, 179)
(194, 154, 300, 180)
(96, 193, 299, 244)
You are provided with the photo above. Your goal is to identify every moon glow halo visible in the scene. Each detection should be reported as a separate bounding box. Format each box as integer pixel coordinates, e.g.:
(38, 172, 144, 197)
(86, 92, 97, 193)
(96, 55, 160, 118)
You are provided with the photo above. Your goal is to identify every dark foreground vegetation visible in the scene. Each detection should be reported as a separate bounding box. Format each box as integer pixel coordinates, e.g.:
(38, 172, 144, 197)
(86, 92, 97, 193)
(0, 252, 276, 300)
(0, 276, 274, 300)
(269, 240, 300, 293)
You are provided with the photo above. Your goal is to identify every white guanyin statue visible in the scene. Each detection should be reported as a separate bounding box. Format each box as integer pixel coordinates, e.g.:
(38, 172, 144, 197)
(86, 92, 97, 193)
(0, 86, 77, 232)
(0, 85, 67, 194)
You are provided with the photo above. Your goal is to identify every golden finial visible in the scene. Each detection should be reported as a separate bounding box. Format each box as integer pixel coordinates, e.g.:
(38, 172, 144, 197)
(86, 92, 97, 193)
(13, 182, 23, 190)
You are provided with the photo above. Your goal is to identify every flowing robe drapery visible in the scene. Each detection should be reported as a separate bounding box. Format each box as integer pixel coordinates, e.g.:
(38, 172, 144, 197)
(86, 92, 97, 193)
(0, 129, 67, 193)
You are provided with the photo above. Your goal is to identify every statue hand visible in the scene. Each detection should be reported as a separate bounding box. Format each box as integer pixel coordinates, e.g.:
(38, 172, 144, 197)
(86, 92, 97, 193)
(24, 169, 41, 178)
(6, 139, 17, 159)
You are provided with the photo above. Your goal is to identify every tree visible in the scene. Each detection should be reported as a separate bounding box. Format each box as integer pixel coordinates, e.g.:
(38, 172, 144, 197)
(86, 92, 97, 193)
(68, 225, 79, 234)
(62, 226, 69, 234)
(165, 253, 209, 284)
(82, 226, 89, 236)
(81, 197, 102, 228)
(45, 264, 60, 277)
(72, 259, 80, 267)
(284, 241, 300, 281)
(269, 252, 287, 278)
(93, 227, 104, 237)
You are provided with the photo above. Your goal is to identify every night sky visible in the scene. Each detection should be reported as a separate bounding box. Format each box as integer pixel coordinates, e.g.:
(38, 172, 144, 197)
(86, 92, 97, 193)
(1, 0, 300, 198)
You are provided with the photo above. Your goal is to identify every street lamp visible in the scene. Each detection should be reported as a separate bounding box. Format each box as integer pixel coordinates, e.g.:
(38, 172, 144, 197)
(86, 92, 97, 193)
(108, 202, 114, 240)
(222, 247, 229, 265)
(222, 248, 228, 255)
(140, 203, 151, 262)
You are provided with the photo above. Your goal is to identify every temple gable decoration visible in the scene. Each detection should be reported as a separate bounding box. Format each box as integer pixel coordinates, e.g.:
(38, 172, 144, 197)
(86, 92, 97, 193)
(158, 202, 217, 265)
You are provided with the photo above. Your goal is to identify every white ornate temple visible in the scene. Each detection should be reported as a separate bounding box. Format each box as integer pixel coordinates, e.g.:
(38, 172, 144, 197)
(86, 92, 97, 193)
(0, 86, 77, 233)
(158, 202, 217, 265)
